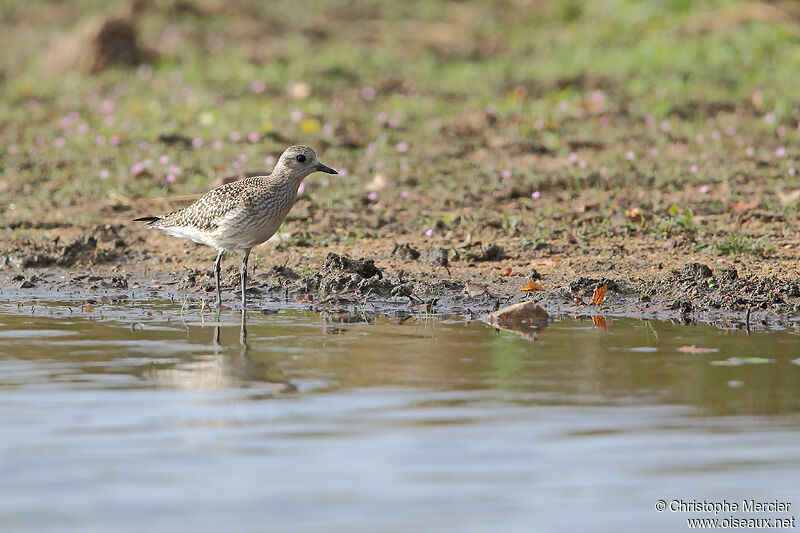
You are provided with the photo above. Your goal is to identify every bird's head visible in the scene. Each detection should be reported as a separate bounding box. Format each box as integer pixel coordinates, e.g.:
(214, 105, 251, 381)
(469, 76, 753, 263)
(273, 145, 337, 182)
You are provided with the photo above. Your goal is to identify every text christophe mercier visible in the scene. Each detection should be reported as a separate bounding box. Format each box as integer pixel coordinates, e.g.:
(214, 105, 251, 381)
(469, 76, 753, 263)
(665, 499, 791, 514)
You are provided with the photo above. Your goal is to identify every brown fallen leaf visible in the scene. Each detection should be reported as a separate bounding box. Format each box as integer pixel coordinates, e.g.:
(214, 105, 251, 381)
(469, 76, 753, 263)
(501, 267, 512, 277)
(521, 280, 544, 292)
(592, 316, 607, 329)
(625, 207, 642, 220)
(678, 345, 718, 354)
(592, 284, 607, 306)
(83, 304, 95, 312)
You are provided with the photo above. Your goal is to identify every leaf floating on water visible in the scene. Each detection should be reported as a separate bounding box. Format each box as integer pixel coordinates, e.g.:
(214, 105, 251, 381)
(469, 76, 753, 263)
(711, 357, 775, 367)
(592, 316, 607, 329)
(521, 280, 544, 292)
(678, 345, 718, 354)
(591, 284, 607, 306)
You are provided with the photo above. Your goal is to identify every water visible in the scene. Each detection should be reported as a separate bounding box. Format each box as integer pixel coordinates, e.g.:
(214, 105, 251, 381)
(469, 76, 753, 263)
(1, 299, 799, 532)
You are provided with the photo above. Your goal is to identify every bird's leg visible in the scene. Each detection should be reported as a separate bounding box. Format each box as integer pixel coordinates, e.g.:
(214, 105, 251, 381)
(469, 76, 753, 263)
(240, 248, 251, 310)
(214, 250, 225, 309)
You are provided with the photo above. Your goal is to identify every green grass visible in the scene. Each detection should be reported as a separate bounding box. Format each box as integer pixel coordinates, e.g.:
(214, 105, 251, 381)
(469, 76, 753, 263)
(0, 0, 799, 256)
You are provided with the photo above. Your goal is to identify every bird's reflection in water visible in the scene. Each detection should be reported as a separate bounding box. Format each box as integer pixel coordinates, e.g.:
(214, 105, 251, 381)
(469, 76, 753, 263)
(145, 310, 295, 393)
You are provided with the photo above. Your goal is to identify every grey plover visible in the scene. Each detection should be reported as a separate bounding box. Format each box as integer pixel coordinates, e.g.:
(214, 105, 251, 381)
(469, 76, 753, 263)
(134, 145, 337, 308)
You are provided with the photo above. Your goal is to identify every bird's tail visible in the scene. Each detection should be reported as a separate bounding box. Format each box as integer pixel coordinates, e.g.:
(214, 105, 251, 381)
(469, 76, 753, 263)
(133, 216, 161, 224)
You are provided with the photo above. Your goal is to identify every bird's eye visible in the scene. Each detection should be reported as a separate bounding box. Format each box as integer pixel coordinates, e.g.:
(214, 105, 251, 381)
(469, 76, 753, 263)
(296, 154, 307, 163)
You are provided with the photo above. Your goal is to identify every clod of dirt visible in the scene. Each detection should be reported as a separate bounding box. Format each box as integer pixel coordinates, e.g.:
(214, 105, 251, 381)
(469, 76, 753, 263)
(41, 5, 146, 75)
(716, 268, 738, 282)
(58, 236, 98, 267)
(680, 262, 713, 280)
(420, 247, 449, 267)
(110, 276, 128, 289)
(267, 265, 300, 280)
(392, 243, 420, 261)
(321, 253, 382, 279)
(568, 277, 619, 295)
(487, 300, 550, 340)
(528, 269, 542, 280)
(478, 244, 504, 262)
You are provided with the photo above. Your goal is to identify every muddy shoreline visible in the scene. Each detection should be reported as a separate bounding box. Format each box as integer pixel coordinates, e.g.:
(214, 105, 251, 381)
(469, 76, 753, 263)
(3, 235, 798, 332)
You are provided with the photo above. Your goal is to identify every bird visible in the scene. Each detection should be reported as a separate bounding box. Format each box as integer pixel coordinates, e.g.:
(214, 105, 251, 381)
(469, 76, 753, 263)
(134, 145, 337, 309)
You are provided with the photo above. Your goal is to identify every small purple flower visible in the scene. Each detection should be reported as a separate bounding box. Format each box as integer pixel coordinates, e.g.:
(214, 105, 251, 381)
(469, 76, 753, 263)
(725, 126, 736, 136)
(321, 178, 330, 187)
(109, 135, 121, 146)
(501, 169, 512, 179)
(130, 162, 145, 176)
(400, 190, 409, 199)
(591, 90, 605, 104)
(248, 131, 260, 143)
(689, 164, 699, 173)
(360, 86, 376, 101)
(232, 161, 242, 170)
(228, 131, 241, 142)
(777, 126, 786, 137)
(142, 159, 152, 168)
(192, 137, 203, 148)
(650, 148, 659, 157)
(290, 109, 303, 123)
(250, 79, 266, 94)
(53, 137, 65, 148)
(338, 168, 348, 177)
(322, 124, 334, 136)
(531, 191, 541, 200)
(159, 155, 170, 165)
(367, 191, 378, 201)
(8, 145, 18, 155)
(425, 228, 434, 237)
(775, 147, 787, 158)
(699, 184, 710, 194)
(400, 161, 409, 173)
(166, 174, 176, 183)
(568, 152, 578, 163)
(264, 155, 276, 166)
(598, 116, 609, 127)
(77, 123, 89, 135)
(212, 140, 223, 151)
(377, 112, 389, 124)
(711, 130, 721, 140)
(103, 116, 115, 127)
(168, 165, 183, 175)
(660, 120, 671, 132)
(485, 104, 497, 116)
(99, 99, 114, 114)
(237, 153, 248, 163)
(579, 160, 587, 169)
(764, 113, 776, 125)
(99, 169, 110, 180)
(365, 142, 376, 158)
(139, 141, 150, 150)
(789, 167, 796, 176)
(626, 151, 635, 161)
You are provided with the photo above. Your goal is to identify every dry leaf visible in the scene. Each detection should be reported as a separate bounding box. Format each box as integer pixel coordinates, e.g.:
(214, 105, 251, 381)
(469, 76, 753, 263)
(625, 208, 642, 220)
(83, 304, 95, 312)
(592, 284, 607, 306)
(466, 282, 491, 297)
(678, 345, 718, 354)
(501, 267, 512, 277)
(592, 316, 607, 329)
(521, 280, 544, 292)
